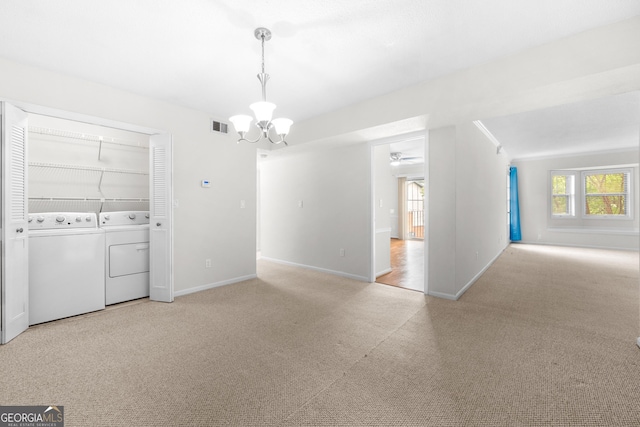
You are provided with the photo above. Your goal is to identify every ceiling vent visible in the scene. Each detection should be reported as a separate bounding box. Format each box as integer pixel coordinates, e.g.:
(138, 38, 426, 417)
(211, 120, 228, 134)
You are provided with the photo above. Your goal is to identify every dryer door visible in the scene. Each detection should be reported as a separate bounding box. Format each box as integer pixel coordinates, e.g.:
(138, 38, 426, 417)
(110, 243, 150, 277)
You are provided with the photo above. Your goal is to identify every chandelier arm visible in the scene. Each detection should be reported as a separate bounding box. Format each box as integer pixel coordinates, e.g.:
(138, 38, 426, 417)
(236, 131, 263, 144)
(267, 132, 288, 146)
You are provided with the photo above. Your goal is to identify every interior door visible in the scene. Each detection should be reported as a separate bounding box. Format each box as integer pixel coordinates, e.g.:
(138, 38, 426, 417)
(1, 103, 29, 343)
(149, 133, 173, 302)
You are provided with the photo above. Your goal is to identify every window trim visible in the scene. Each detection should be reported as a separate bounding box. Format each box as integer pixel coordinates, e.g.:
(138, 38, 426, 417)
(581, 167, 633, 220)
(549, 170, 576, 218)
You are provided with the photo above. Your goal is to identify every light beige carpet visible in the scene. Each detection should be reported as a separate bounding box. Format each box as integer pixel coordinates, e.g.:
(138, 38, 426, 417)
(1, 244, 638, 426)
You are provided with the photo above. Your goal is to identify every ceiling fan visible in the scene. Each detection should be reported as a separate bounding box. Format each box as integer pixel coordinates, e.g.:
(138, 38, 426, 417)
(390, 152, 422, 165)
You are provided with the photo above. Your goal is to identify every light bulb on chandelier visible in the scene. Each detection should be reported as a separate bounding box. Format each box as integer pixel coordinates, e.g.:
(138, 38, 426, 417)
(229, 27, 293, 145)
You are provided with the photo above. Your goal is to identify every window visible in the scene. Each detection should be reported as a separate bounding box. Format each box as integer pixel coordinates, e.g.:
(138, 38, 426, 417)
(582, 168, 632, 218)
(550, 172, 575, 217)
(549, 167, 634, 221)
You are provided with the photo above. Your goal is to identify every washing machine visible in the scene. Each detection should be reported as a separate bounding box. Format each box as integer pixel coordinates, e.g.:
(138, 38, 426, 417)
(99, 211, 150, 305)
(28, 212, 106, 325)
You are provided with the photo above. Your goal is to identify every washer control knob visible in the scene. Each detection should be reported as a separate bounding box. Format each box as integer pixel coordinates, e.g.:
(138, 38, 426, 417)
(28, 217, 33, 223)
(56, 216, 65, 223)
(37, 216, 45, 223)
(103, 215, 110, 221)
(129, 213, 137, 220)
(145, 213, 150, 219)
(75, 216, 82, 222)
(85, 216, 92, 222)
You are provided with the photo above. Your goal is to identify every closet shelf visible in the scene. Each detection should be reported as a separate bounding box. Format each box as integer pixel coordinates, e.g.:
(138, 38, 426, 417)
(29, 125, 149, 149)
(29, 197, 149, 202)
(29, 162, 148, 176)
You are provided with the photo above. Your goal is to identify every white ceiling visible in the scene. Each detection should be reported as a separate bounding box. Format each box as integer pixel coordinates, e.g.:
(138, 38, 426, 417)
(1, 0, 639, 129)
(387, 90, 640, 164)
(481, 91, 640, 160)
(0, 0, 640, 121)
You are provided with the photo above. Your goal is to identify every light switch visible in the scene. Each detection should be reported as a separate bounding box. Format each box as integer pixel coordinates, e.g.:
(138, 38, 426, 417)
(240, 200, 246, 209)
(298, 200, 303, 208)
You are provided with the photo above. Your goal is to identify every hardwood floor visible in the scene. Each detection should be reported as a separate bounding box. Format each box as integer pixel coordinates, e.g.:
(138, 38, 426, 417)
(376, 238, 424, 291)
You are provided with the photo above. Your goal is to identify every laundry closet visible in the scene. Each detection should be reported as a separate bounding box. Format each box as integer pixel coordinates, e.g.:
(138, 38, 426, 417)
(27, 113, 151, 325)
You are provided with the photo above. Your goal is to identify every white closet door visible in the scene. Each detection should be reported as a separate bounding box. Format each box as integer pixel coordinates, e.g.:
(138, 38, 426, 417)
(1, 103, 29, 343)
(149, 133, 173, 302)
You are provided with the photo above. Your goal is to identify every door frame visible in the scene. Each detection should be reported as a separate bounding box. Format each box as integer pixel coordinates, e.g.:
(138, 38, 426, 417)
(368, 130, 429, 294)
(0, 98, 174, 342)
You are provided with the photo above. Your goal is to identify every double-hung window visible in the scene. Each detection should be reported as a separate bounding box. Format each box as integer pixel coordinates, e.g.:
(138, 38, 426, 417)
(582, 168, 632, 218)
(550, 171, 575, 217)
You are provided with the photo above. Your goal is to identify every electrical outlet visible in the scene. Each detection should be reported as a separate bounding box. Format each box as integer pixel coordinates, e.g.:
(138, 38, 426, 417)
(205, 259, 211, 268)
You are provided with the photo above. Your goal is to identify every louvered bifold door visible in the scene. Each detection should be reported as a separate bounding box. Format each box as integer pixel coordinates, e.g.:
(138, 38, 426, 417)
(1, 103, 29, 343)
(149, 133, 173, 302)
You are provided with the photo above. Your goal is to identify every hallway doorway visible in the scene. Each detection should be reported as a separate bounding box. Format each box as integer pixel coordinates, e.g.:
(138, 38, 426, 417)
(376, 238, 424, 291)
(371, 131, 427, 293)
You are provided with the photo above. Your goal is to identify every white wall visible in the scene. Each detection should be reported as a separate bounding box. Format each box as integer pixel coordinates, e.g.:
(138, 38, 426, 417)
(390, 175, 399, 238)
(512, 150, 640, 250)
(259, 144, 371, 281)
(374, 144, 392, 277)
(0, 57, 257, 295)
(427, 123, 510, 299)
(427, 126, 457, 297)
(455, 122, 510, 293)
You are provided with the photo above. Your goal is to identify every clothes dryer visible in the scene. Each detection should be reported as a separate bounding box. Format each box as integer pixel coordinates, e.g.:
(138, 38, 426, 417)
(28, 212, 105, 325)
(99, 211, 150, 305)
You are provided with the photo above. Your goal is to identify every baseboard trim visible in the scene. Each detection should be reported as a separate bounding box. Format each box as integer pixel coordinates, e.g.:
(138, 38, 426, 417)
(454, 248, 506, 300)
(427, 246, 507, 301)
(375, 228, 392, 234)
(174, 274, 257, 297)
(427, 291, 457, 300)
(376, 268, 392, 278)
(517, 240, 639, 252)
(260, 257, 370, 282)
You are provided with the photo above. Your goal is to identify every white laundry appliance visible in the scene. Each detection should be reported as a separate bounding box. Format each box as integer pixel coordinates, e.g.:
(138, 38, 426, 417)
(28, 212, 105, 325)
(99, 211, 150, 305)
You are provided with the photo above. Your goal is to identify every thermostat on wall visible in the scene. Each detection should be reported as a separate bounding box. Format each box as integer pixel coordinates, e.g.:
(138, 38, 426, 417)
(201, 180, 211, 188)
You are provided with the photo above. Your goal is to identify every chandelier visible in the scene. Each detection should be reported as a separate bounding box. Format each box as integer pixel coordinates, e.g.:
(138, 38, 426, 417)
(229, 28, 293, 145)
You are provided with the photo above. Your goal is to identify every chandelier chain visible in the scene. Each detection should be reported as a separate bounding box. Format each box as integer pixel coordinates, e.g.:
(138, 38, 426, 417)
(261, 34, 266, 75)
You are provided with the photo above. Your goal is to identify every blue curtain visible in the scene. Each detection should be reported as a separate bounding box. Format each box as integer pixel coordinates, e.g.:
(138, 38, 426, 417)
(509, 166, 522, 241)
